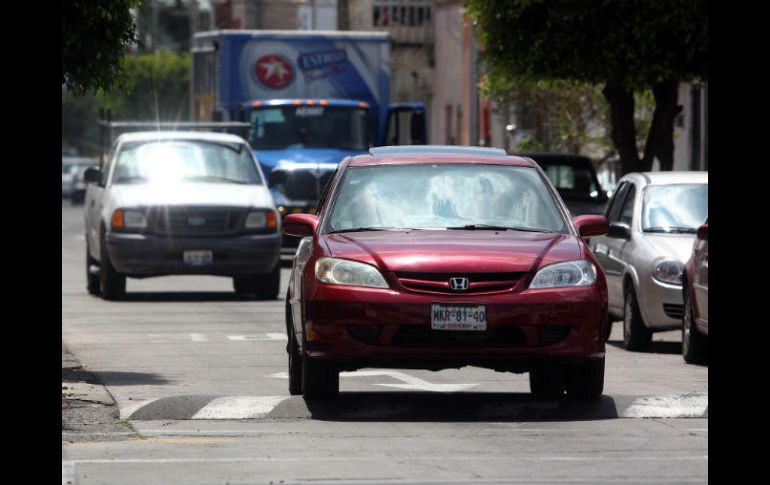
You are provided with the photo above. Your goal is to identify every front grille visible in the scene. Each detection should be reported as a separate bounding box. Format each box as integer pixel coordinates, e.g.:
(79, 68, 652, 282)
(281, 168, 336, 202)
(395, 272, 523, 295)
(149, 206, 244, 236)
(663, 303, 684, 319)
(390, 325, 527, 349)
(538, 325, 571, 345)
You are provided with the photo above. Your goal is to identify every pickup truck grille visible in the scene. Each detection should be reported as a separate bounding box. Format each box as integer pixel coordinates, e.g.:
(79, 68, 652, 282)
(148, 207, 244, 236)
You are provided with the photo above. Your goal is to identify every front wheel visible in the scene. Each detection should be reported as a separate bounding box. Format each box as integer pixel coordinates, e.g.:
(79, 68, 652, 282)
(682, 287, 708, 364)
(564, 358, 605, 399)
(623, 287, 651, 351)
(286, 296, 302, 395)
(86, 243, 100, 296)
(99, 234, 126, 300)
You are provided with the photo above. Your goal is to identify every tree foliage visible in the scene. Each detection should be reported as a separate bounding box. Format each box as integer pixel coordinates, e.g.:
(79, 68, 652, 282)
(62, 0, 141, 96)
(467, 0, 708, 175)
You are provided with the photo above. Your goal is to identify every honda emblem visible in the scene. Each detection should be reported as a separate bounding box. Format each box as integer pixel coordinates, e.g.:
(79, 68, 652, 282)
(449, 277, 470, 291)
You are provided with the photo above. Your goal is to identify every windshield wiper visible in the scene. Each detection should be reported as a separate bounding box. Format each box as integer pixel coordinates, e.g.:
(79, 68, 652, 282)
(114, 176, 149, 184)
(447, 224, 553, 233)
(327, 227, 418, 234)
(644, 226, 697, 234)
(184, 175, 250, 184)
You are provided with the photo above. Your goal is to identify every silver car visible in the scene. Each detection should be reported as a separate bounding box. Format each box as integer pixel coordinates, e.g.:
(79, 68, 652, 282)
(84, 131, 281, 300)
(589, 172, 708, 350)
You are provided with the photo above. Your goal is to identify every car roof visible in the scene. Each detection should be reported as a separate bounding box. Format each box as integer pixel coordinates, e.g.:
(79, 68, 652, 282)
(624, 171, 708, 185)
(115, 131, 248, 144)
(350, 145, 536, 167)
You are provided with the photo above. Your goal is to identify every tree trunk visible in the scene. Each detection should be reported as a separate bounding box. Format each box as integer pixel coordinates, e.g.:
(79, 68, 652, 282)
(602, 84, 641, 176)
(646, 80, 681, 171)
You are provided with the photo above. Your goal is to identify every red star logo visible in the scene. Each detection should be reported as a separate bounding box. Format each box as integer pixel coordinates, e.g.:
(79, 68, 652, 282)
(255, 55, 293, 89)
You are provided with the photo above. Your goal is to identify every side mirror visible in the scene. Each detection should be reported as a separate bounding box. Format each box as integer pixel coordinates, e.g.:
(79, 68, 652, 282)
(573, 215, 609, 238)
(697, 224, 708, 240)
(268, 169, 289, 186)
(283, 213, 319, 237)
(83, 167, 102, 185)
(607, 221, 631, 239)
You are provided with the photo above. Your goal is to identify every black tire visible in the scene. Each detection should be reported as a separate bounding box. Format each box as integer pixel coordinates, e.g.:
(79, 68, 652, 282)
(529, 362, 564, 398)
(301, 329, 339, 398)
(682, 287, 708, 364)
(233, 276, 259, 295)
(99, 234, 126, 300)
(86, 243, 100, 296)
(564, 358, 605, 399)
(233, 264, 280, 300)
(623, 287, 651, 351)
(604, 316, 614, 342)
(286, 296, 302, 395)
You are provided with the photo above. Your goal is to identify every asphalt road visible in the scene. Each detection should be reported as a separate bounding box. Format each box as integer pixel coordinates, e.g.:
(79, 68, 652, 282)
(61, 202, 708, 484)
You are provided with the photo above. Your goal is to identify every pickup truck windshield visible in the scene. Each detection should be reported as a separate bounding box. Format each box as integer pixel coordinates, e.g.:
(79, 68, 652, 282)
(112, 140, 263, 185)
(248, 105, 372, 151)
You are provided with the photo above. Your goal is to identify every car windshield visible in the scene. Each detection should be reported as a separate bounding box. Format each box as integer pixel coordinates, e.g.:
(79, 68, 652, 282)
(540, 162, 602, 201)
(642, 183, 708, 233)
(248, 105, 372, 151)
(325, 164, 568, 233)
(112, 140, 262, 185)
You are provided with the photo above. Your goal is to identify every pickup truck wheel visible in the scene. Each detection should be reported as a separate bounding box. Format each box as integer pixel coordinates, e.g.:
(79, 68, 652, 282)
(564, 358, 605, 399)
(286, 295, 302, 395)
(256, 263, 280, 300)
(86, 243, 100, 296)
(233, 276, 259, 295)
(682, 287, 708, 364)
(99, 234, 126, 300)
(623, 288, 651, 351)
(529, 362, 564, 398)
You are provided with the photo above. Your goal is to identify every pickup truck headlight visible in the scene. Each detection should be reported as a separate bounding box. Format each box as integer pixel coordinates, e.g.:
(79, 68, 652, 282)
(316, 257, 389, 289)
(244, 210, 278, 231)
(529, 260, 597, 289)
(652, 258, 683, 285)
(111, 209, 147, 231)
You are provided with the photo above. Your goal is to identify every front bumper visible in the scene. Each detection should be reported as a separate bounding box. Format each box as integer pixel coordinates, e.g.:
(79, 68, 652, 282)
(301, 284, 606, 371)
(638, 277, 684, 330)
(105, 231, 281, 277)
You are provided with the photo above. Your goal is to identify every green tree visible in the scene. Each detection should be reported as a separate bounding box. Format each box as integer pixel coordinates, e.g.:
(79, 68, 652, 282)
(467, 0, 707, 175)
(62, 0, 141, 96)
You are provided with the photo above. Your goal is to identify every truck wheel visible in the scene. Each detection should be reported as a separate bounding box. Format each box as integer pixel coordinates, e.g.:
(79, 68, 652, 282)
(623, 288, 651, 351)
(233, 276, 259, 295)
(564, 358, 605, 399)
(286, 295, 302, 395)
(682, 287, 708, 364)
(86, 243, 100, 296)
(529, 362, 564, 398)
(255, 263, 280, 300)
(99, 234, 126, 300)
(301, 329, 339, 398)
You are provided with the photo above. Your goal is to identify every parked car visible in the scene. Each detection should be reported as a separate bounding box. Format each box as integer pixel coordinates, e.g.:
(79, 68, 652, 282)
(589, 172, 708, 350)
(84, 131, 281, 300)
(283, 145, 609, 398)
(514, 153, 608, 216)
(62, 157, 95, 198)
(70, 160, 99, 205)
(682, 221, 708, 363)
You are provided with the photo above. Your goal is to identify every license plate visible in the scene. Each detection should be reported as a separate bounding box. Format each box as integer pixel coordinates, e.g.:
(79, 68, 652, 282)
(431, 304, 487, 331)
(183, 250, 213, 266)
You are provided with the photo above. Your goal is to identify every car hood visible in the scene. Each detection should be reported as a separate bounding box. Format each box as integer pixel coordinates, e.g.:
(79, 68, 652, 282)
(641, 233, 696, 263)
(109, 183, 274, 208)
(322, 230, 582, 274)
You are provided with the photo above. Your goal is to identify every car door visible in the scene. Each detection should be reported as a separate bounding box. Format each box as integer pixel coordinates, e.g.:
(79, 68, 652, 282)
(86, 142, 118, 259)
(613, 182, 638, 300)
(693, 224, 708, 328)
(592, 181, 630, 312)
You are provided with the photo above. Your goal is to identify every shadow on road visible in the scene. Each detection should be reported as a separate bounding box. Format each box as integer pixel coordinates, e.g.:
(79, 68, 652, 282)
(289, 392, 619, 422)
(92, 371, 173, 386)
(116, 292, 282, 303)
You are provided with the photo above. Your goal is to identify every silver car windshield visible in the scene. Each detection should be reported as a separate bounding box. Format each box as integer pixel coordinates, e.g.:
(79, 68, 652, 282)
(642, 183, 708, 233)
(112, 141, 262, 185)
(325, 164, 568, 233)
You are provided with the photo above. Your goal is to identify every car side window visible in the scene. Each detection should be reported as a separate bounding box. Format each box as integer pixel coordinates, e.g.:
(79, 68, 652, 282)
(619, 184, 636, 226)
(606, 182, 628, 222)
(102, 140, 120, 185)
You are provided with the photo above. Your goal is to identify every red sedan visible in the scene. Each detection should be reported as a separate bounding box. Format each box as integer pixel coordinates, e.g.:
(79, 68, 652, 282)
(682, 222, 708, 363)
(283, 146, 609, 398)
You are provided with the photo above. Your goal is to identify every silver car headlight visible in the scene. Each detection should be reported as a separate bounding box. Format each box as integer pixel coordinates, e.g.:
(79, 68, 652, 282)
(529, 260, 597, 289)
(652, 258, 683, 285)
(316, 257, 389, 289)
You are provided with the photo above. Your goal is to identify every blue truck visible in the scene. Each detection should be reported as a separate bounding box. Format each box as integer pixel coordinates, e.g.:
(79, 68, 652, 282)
(191, 30, 427, 246)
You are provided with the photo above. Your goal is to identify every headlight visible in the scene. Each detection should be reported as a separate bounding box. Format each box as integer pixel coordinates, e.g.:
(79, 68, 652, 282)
(111, 209, 147, 230)
(652, 259, 683, 285)
(529, 260, 597, 289)
(315, 257, 389, 289)
(244, 210, 278, 231)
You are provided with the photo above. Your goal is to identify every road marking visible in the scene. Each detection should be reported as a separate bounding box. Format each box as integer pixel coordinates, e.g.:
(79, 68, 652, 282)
(623, 393, 708, 418)
(191, 396, 289, 419)
(189, 333, 209, 342)
(226, 333, 287, 341)
(269, 369, 477, 392)
(61, 461, 75, 485)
